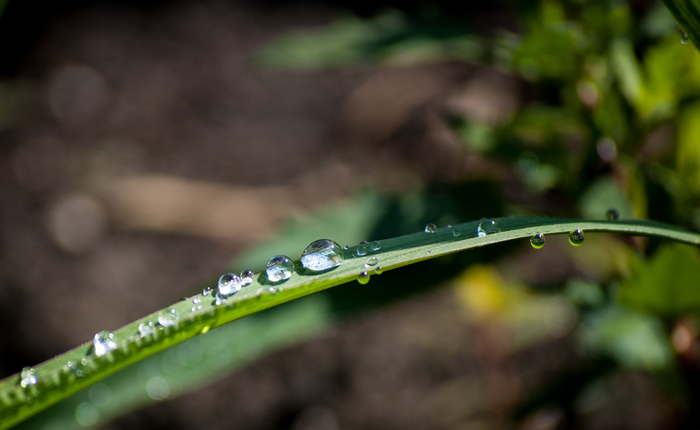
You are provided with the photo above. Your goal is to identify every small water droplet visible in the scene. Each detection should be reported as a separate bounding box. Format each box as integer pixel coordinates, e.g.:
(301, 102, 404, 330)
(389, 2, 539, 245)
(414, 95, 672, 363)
(158, 308, 179, 327)
(530, 233, 545, 249)
(138, 321, 156, 337)
(424, 223, 437, 233)
(356, 246, 367, 256)
(370, 241, 381, 251)
(217, 272, 242, 297)
(20, 367, 37, 388)
(202, 286, 212, 296)
(215, 297, 225, 306)
(682, 32, 689, 44)
(606, 209, 619, 220)
(477, 219, 501, 237)
(93, 331, 117, 357)
(300, 239, 344, 271)
(452, 228, 461, 237)
(343, 245, 349, 250)
(192, 297, 201, 304)
(197, 305, 202, 310)
(364, 256, 378, 268)
(266, 255, 294, 282)
(190, 307, 196, 312)
(360, 241, 368, 245)
(240, 270, 254, 286)
(569, 229, 585, 246)
(357, 271, 370, 285)
(375, 266, 384, 275)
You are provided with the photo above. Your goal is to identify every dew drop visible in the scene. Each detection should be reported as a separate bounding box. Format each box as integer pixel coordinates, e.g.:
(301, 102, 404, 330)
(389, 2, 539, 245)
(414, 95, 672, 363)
(569, 229, 585, 246)
(424, 223, 437, 233)
(477, 219, 501, 237)
(217, 272, 242, 297)
(375, 266, 384, 275)
(20, 367, 37, 388)
(357, 271, 370, 285)
(202, 286, 212, 296)
(93, 331, 117, 357)
(300, 239, 344, 271)
(190, 307, 196, 312)
(343, 245, 349, 250)
(158, 308, 179, 327)
(356, 246, 367, 256)
(530, 233, 545, 249)
(682, 32, 689, 44)
(138, 321, 156, 337)
(192, 297, 201, 304)
(266, 255, 294, 282)
(606, 209, 619, 220)
(364, 256, 378, 268)
(452, 228, 461, 237)
(370, 241, 381, 251)
(240, 270, 254, 286)
(360, 240, 368, 245)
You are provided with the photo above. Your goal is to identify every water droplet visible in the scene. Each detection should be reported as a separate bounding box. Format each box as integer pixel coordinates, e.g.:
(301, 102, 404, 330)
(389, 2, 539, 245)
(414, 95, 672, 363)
(240, 270, 254, 286)
(569, 229, 585, 246)
(360, 240, 368, 245)
(93, 331, 117, 357)
(138, 321, 156, 337)
(682, 32, 689, 44)
(202, 286, 212, 296)
(20, 367, 37, 388)
(606, 209, 619, 220)
(452, 228, 461, 237)
(158, 308, 179, 327)
(375, 266, 384, 275)
(477, 219, 501, 237)
(215, 297, 225, 306)
(530, 233, 545, 249)
(370, 241, 381, 251)
(190, 307, 196, 312)
(192, 297, 201, 304)
(343, 245, 349, 250)
(300, 239, 344, 271)
(364, 256, 378, 268)
(197, 305, 202, 310)
(217, 272, 242, 297)
(266, 255, 294, 282)
(357, 271, 370, 285)
(424, 223, 437, 233)
(356, 246, 367, 256)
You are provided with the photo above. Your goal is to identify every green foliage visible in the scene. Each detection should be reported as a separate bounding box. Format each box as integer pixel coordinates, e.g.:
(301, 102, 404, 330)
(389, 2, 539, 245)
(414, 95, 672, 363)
(663, 0, 700, 50)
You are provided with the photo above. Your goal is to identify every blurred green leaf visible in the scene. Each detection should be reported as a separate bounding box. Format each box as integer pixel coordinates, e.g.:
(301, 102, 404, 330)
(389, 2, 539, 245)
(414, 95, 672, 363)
(677, 102, 700, 193)
(579, 176, 636, 219)
(581, 305, 673, 370)
(619, 244, 700, 317)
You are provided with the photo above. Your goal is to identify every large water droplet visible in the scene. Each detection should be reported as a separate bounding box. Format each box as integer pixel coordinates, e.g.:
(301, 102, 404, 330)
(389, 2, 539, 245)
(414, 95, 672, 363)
(364, 256, 378, 268)
(241, 270, 254, 286)
(477, 220, 501, 237)
(424, 223, 437, 233)
(93, 331, 117, 357)
(266, 255, 294, 282)
(20, 367, 37, 388)
(606, 209, 619, 220)
(530, 233, 545, 249)
(569, 230, 585, 246)
(218, 272, 242, 297)
(138, 321, 156, 337)
(370, 241, 381, 251)
(158, 308, 179, 327)
(357, 271, 370, 285)
(300, 239, 344, 271)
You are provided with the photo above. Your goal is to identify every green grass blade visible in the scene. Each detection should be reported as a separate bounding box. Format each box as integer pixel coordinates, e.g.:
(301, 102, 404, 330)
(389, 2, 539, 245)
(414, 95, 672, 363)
(1, 216, 698, 428)
(663, 0, 700, 49)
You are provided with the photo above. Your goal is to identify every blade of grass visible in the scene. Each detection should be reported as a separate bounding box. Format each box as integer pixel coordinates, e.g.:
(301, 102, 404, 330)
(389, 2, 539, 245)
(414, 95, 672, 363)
(1, 216, 698, 429)
(663, 0, 700, 49)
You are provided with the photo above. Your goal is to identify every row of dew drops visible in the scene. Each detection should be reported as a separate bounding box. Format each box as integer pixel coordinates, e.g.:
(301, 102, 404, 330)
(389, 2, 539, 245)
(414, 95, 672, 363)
(15, 210, 621, 392)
